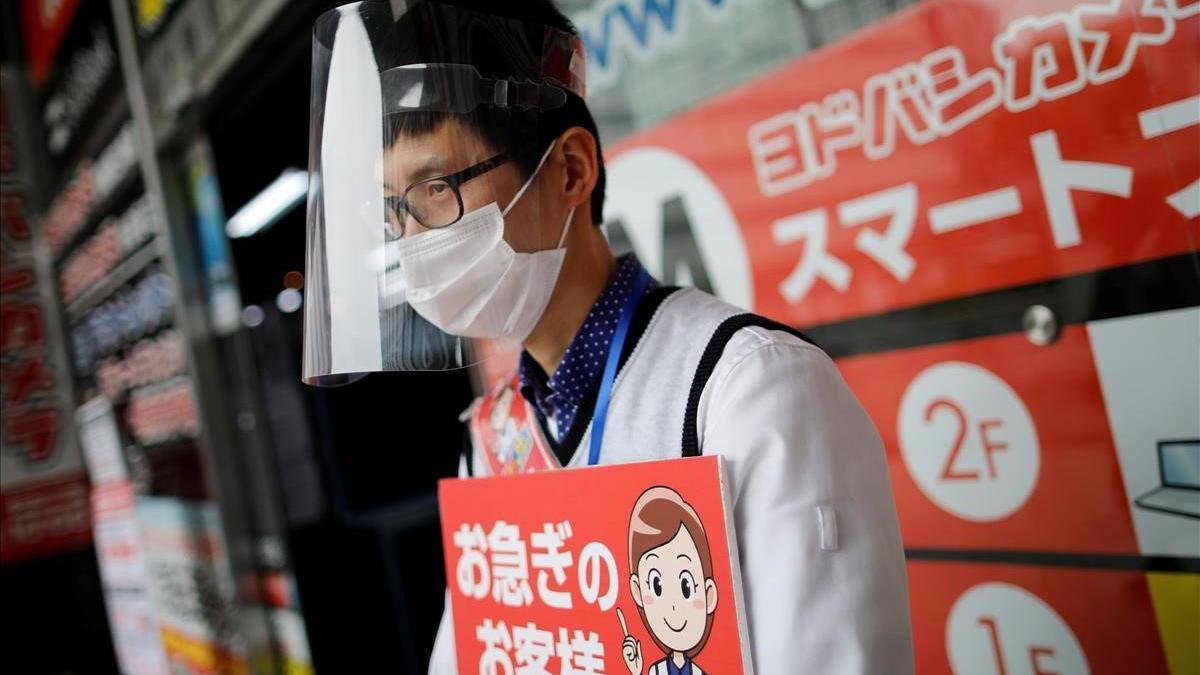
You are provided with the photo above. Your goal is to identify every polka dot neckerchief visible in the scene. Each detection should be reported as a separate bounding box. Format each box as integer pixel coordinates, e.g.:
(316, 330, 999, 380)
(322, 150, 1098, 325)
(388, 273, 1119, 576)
(518, 252, 658, 443)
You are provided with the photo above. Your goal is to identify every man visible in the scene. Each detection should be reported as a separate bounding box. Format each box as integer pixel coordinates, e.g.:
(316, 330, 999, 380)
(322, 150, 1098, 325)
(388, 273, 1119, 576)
(303, 1, 914, 672)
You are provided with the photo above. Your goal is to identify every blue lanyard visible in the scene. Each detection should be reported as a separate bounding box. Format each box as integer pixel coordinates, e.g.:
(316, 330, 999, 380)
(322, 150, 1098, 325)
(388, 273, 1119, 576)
(588, 267, 651, 466)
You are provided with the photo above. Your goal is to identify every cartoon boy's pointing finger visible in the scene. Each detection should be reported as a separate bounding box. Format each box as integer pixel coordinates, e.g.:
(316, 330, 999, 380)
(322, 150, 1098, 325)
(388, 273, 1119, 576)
(617, 607, 643, 675)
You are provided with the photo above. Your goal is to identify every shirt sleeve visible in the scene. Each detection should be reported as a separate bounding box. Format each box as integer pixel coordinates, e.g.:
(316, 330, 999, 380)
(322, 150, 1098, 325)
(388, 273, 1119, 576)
(428, 589, 456, 674)
(698, 331, 914, 674)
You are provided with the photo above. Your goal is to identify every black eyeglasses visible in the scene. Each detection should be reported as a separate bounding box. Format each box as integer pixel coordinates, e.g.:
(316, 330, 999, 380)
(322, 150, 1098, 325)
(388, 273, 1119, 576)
(385, 150, 521, 236)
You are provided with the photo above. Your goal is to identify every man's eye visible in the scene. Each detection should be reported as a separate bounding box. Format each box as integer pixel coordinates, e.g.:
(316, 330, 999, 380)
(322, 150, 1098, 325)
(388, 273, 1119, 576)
(424, 182, 450, 198)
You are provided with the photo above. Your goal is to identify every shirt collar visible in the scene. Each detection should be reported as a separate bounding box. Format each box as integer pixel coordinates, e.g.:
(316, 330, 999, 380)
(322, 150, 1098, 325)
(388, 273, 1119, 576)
(667, 656, 694, 675)
(517, 252, 653, 432)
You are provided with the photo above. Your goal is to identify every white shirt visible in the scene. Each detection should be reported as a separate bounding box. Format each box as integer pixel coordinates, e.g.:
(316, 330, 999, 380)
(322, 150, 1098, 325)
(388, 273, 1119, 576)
(430, 288, 914, 674)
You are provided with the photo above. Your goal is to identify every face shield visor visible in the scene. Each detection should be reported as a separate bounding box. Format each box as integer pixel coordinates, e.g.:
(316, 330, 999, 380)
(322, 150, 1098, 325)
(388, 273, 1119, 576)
(303, 1, 586, 385)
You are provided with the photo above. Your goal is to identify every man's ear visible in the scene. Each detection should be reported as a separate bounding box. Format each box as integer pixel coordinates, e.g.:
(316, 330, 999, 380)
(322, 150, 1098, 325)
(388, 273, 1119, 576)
(704, 578, 718, 614)
(630, 575, 643, 608)
(555, 126, 598, 215)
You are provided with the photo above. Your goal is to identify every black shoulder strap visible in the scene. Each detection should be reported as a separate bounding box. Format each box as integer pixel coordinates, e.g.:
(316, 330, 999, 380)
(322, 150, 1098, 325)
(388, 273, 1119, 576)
(681, 314, 816, 458)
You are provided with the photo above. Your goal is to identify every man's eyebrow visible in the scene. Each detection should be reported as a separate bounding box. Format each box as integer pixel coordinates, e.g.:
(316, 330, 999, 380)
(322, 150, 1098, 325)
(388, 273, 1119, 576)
(410, 156, 446, 180)
(676, 553, 692, 562)
(645, 553, 659, 560)
(384, 156, 446, 193)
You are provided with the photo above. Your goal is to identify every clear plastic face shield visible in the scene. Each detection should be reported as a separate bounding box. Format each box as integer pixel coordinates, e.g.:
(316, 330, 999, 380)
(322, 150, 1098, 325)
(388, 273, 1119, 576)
(303, 1, 586, 385)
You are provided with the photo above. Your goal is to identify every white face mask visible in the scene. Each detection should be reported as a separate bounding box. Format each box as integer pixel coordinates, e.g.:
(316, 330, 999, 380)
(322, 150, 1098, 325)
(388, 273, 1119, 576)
(393, 142, 575, 343)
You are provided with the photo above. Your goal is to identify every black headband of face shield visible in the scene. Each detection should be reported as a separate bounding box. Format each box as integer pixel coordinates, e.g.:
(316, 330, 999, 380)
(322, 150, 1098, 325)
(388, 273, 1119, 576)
(353, 0, 586, 108)
(380, 64, 569, 114)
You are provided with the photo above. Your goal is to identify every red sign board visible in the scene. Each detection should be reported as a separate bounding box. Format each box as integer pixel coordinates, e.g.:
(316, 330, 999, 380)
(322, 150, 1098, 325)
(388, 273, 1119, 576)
(1, 70, 89, 566)
(907, 560, 1168, 674)
(439, 455, 751, 675)
(605, 0, 1199, 327)
(836, 325, 1139, 553)
(0, 470, 90, 565)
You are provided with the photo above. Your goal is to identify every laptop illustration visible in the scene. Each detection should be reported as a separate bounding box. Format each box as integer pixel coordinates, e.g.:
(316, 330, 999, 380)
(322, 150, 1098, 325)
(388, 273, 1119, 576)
(1134, 439, 1200, 519)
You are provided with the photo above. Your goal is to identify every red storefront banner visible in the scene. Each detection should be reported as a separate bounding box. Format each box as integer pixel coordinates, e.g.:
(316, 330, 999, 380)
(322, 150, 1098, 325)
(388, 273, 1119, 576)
(604, 0, 1200, 327)
(836, 325, 1139, 553)
(19, 0, 83, 88)
(0, 470, 91, 565)
(907, 560, 1168, 674)
(439, 456, 751, 675)
(1, 71, 90, 567)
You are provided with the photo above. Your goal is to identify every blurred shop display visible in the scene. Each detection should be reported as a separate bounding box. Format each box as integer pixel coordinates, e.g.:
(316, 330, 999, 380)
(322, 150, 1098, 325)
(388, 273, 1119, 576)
(0, 70, 91, 569)
(5, 0, 313, 673)
(79, 397, 180, 675)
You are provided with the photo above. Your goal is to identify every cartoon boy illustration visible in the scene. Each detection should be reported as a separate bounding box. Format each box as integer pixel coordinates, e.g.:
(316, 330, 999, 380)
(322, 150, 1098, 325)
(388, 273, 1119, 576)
(488, 386, 516, 433)
(616, 486, 718, 675)
(488, 385, 524, 471)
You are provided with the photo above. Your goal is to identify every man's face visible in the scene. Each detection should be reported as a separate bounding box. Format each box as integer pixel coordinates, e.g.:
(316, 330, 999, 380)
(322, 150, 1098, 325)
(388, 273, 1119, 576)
(380, 116, 556, 254)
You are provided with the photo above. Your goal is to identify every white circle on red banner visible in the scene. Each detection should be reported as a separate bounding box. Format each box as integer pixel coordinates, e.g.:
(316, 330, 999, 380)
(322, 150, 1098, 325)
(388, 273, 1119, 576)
(946, 582, 1089, 675)
(897, 361, 1040, 521)
(603, 146, 754, 309)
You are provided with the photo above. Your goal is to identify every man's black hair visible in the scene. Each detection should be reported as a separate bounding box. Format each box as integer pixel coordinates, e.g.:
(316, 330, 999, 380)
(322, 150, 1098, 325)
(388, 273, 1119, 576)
(382, 0, 606, 226)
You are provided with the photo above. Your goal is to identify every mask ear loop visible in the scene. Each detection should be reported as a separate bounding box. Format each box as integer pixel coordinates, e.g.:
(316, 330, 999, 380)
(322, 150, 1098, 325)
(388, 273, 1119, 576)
(556, 206, 577, 249)
(502, 140, 557, 217)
